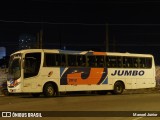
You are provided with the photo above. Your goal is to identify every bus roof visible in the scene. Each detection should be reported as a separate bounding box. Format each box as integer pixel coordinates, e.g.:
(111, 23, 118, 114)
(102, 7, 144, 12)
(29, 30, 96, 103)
(10, 49, 153, 57)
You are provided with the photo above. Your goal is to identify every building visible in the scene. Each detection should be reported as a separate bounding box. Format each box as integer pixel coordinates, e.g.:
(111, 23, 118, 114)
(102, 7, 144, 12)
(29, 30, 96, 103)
(19, 33, 37, 50)
(0, 47, 6, 59)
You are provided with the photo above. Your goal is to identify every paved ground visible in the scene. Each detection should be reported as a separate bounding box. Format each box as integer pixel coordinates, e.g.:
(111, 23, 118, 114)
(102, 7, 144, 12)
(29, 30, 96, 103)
(0, 90, 160, 120)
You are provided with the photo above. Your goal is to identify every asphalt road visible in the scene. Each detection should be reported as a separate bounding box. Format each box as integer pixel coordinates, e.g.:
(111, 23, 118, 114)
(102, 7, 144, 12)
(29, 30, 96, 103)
(0, 92, 160, 120)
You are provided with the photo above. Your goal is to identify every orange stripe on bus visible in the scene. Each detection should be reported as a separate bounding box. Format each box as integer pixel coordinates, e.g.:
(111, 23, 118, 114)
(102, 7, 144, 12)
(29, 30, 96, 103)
(93, 52, 106, 55)
(67, 68, 104, 85)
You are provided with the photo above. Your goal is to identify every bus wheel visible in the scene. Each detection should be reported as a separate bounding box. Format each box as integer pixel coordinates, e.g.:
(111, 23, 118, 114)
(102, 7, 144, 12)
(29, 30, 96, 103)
(43, 83, 55, 97)
(112, 82, 124, 95)
(2, 89, 10, 96)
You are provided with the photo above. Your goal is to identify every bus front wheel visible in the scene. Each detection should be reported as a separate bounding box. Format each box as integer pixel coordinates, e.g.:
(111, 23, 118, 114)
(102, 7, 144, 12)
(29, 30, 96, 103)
(112, 82, 124, 95)
(43, 83, 56, 97)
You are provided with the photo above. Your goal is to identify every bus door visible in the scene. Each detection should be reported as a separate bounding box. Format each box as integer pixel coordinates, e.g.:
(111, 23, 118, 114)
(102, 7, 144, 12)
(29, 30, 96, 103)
(23, 53, 41, 92)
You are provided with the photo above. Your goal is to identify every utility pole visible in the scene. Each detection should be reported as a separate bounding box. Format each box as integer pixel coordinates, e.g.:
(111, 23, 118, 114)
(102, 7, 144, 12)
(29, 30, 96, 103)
(113, 36, 116, 52)
(59, 30, 62, 49)
(40, 29, 43, 49)
(106, 24, 109, 51)
(36, 29, 43, 49)
(37, 32, 40, 48)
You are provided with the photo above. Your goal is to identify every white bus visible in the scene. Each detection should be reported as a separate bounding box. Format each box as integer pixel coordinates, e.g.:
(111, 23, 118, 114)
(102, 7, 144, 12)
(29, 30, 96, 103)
(7, 49, 156, 97)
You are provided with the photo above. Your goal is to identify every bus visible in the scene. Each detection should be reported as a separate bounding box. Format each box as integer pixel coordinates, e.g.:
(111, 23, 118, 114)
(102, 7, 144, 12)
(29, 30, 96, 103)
(7, 49, 156, 97)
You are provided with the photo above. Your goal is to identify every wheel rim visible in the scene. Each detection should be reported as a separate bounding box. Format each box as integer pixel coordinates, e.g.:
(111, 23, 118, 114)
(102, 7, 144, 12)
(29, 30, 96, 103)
(47, 86, 54, 96)
(116, 86, 122, 93)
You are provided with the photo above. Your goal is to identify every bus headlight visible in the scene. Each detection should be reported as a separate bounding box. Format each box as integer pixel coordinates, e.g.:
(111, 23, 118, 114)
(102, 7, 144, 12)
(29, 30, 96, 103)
(9, 80, 21, 87)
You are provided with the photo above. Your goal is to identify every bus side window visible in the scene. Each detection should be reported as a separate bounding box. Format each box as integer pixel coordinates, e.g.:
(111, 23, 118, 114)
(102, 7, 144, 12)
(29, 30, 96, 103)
(96, 56, 104, 67)
(146, 58, 152, 68)
(139, 58, 145, 68)
(68, 55, 77, 66)
(55, 54, 61, 66)
(123, 57, 129, 68)
(123, 57, 133, 68)
(55, 54, 66, 66)
(117, 57, 122, 68)
(128, 57, 133, 68)
(133, 58, 138, 68)
(44, 53, 56, 67)
(77, 55, 86, 67)
(109, 56, 117, 68)
(61, 54, 66, 66)
(87, 56, 96, 67)
(24, 53, 41, 78)
(106, 56, 110, 67)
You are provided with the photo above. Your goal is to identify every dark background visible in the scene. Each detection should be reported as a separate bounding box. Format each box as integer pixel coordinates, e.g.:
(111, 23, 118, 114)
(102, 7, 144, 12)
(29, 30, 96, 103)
(1, 0, 160, 64)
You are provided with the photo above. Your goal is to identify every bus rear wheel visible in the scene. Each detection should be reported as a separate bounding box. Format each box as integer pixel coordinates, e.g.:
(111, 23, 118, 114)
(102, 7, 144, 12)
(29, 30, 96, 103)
(43, 83, 56, 97)
(112, 82, 124, 95)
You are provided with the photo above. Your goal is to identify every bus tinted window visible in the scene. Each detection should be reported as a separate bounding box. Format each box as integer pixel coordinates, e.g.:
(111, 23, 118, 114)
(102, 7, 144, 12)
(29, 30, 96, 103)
(44, 53, 56, 67)
(139, 58, 146, 68)
(44, 53, 153, 69)
(146, 58, 152, 68)
(123, 57, 133, 68)
(139, 57, 152, 68)
(96, 56, 105, 67)
(24, 53, 41, 78)
(77, 55, 86, 66)
(58, 54, 66, 66)
(132, 58, 138, 68)
(117, 57, 122, 68)
(107, 56, 117, 68)
(68, 55, 77, 66)
(87, 56, 96, 67)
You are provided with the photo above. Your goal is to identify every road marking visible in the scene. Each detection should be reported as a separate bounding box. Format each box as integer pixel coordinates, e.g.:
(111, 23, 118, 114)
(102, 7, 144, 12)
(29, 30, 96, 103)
(132, 117, 143, 120)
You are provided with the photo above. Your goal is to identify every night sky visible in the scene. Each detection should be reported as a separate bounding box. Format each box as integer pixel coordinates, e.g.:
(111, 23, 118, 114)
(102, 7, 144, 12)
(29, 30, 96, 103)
(1, 0, 160, 64)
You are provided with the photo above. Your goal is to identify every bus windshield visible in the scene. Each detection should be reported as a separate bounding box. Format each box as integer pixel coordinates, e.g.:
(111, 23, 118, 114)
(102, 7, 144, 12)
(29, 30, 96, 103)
(8, 57, 21, 81)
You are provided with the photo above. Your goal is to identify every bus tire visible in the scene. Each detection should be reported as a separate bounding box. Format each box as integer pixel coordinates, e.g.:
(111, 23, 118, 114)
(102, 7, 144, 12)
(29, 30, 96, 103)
(2, 89, 10, 96)
(43, 83, 55, 97)
(112, 81, 124, 95)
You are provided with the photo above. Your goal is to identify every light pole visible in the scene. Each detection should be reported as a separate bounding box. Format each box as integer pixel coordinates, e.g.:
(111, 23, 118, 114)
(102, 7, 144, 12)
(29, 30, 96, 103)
(36, 29, 43, 49)
(106, 23, 109, 51)
(40, 29, 43, 49)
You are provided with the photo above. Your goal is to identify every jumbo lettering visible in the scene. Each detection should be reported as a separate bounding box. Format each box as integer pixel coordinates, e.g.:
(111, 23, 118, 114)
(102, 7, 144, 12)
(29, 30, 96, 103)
(111, 70, 145, 76)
